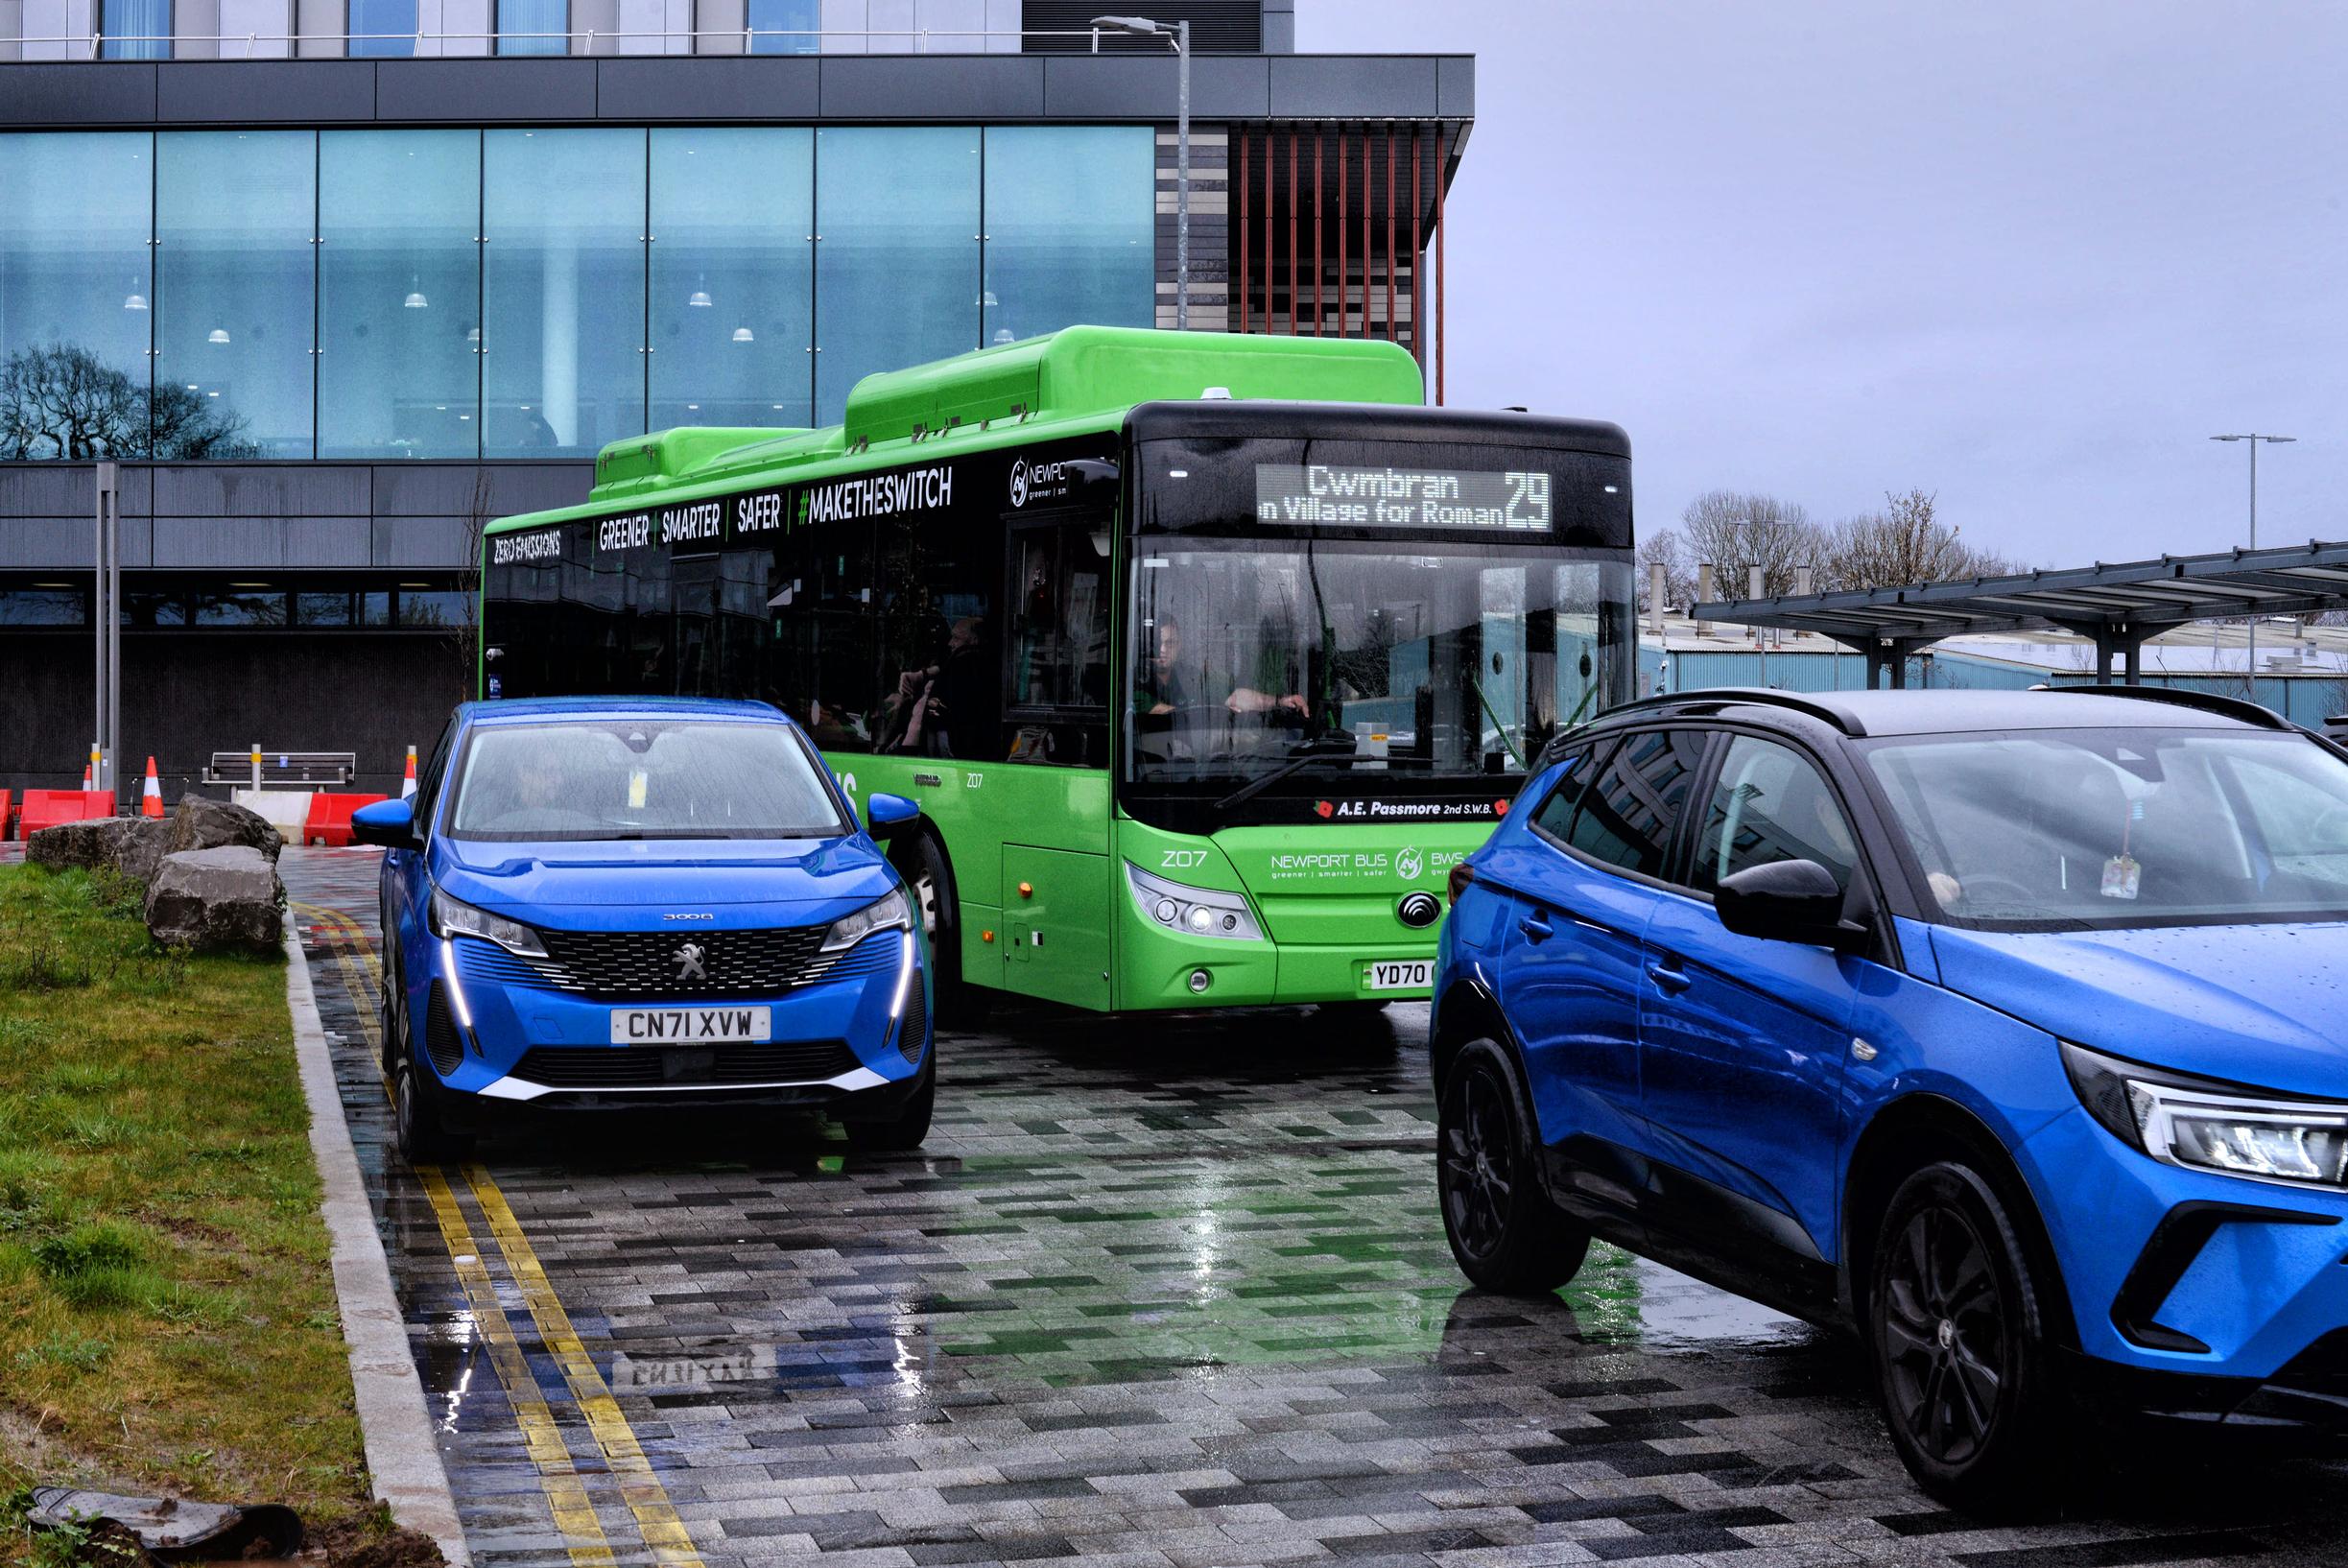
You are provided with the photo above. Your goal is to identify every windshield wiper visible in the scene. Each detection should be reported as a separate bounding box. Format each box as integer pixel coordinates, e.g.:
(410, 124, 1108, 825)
(1212, 738, 1366, 814)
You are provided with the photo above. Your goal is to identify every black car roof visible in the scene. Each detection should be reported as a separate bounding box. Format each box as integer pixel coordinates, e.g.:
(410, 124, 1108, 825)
(1577, 685, 2290, 743)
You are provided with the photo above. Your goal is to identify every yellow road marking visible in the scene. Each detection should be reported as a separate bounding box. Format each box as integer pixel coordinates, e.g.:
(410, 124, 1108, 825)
(416, 1166, 619, 1568)
(464, 1167, 706, 1568)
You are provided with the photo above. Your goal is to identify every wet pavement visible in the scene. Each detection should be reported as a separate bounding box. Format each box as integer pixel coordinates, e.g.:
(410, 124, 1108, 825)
(276, 846, 2348, 1568)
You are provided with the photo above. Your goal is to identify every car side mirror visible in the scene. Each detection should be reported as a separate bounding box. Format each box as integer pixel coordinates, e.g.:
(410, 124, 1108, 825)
(865, 793, 919, 842)
(350, 796, 421, 851)
(1714, 859, 1866, 952)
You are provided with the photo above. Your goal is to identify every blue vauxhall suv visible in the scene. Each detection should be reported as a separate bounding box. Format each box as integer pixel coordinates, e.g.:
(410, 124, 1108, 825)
(1431, 686, 2348, 1508)
(350, 699, 933, 1161)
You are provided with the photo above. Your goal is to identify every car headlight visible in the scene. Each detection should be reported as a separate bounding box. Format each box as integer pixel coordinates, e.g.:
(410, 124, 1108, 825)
(428, 887, 548, 959)
(1125, 863, 1262, 940)
(823, 888, 913, 953)
(2063, 1042, 2348, 1189)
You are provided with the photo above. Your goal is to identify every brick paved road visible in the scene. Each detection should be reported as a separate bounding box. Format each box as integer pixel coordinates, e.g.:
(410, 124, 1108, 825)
(278, 847, 2348, 1568)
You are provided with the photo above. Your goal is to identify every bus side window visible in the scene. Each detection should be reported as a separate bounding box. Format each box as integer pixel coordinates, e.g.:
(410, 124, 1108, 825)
(873, 508, 999, 761)
(1004, 517, 1110, 768)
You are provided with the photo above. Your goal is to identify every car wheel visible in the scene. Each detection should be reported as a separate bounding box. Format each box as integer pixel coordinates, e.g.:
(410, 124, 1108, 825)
(1436, 1039, 1590, 1295)
(394, 1055, 472, 1166)
(843, 1058, 935, 1152)
(1868, 1161, 2066, 1512)
(899, 835, 992, 1029)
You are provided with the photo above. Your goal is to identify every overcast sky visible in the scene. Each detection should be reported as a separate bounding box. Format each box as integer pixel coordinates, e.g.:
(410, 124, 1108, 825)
(1299, 0, 2348, 567)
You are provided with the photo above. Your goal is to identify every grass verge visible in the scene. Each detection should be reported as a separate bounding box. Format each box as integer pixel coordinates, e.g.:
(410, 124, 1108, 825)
(0, 864, 370, 1557)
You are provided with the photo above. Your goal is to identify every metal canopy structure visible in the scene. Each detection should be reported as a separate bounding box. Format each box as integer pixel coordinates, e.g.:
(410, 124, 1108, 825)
(1690, 538, 2348, 688)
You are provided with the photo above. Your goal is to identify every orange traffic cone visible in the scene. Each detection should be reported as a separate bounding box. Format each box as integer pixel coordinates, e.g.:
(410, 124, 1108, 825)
(401, 744, 417, 799)
(141, 756, 165, 819)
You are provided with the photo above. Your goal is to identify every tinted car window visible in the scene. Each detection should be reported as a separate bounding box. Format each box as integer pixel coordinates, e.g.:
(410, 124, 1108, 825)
(1566, 727, 1702, 878)
(1696, 735, 1860, 895)
(1530, 741, 1605, 842)
(448, 720, 847, 842)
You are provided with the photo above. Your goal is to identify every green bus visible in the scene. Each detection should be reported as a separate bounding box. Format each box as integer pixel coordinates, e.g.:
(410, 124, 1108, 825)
(478, 326, 1635, 1017)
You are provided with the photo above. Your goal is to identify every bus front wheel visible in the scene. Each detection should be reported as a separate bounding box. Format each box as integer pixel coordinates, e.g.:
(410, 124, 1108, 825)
(899, 833, 993, 1029)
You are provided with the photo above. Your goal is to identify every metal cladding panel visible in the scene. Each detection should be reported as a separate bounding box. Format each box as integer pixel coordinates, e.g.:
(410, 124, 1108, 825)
(1040, 54, 1267, 119)
(0, 464, 154, 514)
(1268, 55, 1438, 119)
(151, 513, 372, 567)
(154, 464, 371, 517)
(368, 514, 479, 566)
(0, 62, 157, 126)
(1436, 55, 1472, 118)
(369, 462, 590, 516)
(155, 59, 376, 120)
(817, 54, 1042, 119)
(372, 59, 598, 121)
(595, 57, 818, 120)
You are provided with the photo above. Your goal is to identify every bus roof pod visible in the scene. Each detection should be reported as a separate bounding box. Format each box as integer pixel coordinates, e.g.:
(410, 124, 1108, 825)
(838, 325, 1419, 454)
(586, 326, 1421, 504)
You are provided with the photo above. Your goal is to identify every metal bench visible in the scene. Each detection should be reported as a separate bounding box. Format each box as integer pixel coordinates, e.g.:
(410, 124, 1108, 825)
(202, 749, 358, 788)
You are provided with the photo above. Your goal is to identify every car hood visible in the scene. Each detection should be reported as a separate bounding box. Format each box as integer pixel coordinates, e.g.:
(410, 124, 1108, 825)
(1929, 921, 2348, 1099)
(429, 834, 895, 925)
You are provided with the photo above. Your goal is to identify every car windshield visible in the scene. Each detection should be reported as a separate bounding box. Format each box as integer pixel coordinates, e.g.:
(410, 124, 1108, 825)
(447, 719, 845, 842)
(1862, 726, 2348, 929)
(1125, 537, 1620, 787)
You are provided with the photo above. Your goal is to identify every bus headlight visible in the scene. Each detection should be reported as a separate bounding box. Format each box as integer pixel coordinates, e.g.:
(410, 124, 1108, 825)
(1125, 863, 1262, 941)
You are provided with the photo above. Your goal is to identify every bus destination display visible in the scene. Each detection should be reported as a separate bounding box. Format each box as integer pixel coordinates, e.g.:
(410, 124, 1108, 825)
(1254, 463, 1553, 531)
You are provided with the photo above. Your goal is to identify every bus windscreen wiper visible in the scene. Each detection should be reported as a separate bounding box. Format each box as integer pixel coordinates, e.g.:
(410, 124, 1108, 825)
(1213, 738, 1367, 814)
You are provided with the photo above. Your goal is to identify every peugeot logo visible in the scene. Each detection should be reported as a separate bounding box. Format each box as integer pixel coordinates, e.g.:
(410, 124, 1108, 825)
(1396, 891, 1442, 929)
(1009, 458, 1030, 508)
(673, 942, 707, 983)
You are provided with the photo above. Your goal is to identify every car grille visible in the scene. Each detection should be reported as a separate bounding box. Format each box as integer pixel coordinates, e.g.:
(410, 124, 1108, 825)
(897, 980, 928, 1065)
(465, 926, 900, 1002)
(424, 983, 465, 1077)
(510, 1040, 860, 1090)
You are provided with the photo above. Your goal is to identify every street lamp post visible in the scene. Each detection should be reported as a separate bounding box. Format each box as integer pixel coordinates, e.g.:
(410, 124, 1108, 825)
(1093, 14, 1189, 328)
(2211, 433, 2295, 690)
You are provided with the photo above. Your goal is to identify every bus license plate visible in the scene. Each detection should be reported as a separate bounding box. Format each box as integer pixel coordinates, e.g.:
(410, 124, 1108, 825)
(1364, 961, 1432, 993)
(608, 1006, 772, 1044)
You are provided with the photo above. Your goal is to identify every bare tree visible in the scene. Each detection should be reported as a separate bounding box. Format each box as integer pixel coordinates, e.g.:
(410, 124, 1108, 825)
(448, 466, 495, 699)
(1635, 526, 1694, 616)
(1818, 488, 2014, 594)
(0, 343, 260, 460)
(1677, 489, 1829, 600)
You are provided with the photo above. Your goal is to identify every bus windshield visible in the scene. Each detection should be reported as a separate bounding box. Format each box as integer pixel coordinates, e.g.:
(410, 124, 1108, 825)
(1127, 539, 1623, 789)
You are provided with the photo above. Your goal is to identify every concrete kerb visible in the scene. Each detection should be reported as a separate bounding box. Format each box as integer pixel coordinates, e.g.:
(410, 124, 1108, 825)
(280, 910, 472, 1567)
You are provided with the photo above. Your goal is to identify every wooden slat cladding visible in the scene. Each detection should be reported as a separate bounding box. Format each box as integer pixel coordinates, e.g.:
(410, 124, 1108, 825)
(1218, 123, 1459, 396)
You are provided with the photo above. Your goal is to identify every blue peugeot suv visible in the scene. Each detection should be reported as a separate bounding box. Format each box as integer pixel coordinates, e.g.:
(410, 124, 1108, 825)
(1432, 686, 2348, 1507)
(351, 698, 933, 1161)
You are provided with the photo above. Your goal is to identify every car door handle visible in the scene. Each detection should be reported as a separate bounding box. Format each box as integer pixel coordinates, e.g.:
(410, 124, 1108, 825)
(1647, 961, 1693, 994)
(1518, 913, 1554, 943)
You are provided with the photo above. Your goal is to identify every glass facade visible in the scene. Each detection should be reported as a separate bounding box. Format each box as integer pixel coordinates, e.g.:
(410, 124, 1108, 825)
(319, 131, 482, 459)
(816, 126, 982, 422)
(0, 126, 1151, 460)
(496, 0, 568, 54)
(650, 129, 815, 430)
(156, 131, 317, 459)
(746, 0, 818, 52)
(347, 0, 418, 56)
(0, 133, 153, 460)
(99, 0, 170, 57)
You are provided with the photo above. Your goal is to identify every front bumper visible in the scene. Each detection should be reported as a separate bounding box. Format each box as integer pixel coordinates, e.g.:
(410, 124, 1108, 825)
(415, 927, 928, 1109)
(2021, 1105, 2348, 1392)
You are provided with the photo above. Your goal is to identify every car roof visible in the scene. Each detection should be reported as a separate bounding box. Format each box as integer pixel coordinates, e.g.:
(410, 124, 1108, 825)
(1584, 686, 2291, 742)
(460, 696, 789, 725)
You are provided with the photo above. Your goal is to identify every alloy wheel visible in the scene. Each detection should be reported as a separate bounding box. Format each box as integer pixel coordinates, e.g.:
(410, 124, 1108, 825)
(1440, 1061, 1516, 1260)
(1880, 1201, 2007, 1465)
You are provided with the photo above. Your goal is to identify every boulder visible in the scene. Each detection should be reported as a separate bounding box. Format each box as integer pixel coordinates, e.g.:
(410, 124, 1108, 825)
(144, 846, 284, 953)
(26, 816, 173, 883)
(168, 795, 283, 864)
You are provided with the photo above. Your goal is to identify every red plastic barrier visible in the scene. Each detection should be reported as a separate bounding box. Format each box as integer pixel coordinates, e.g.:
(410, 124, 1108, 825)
(0, 790, 12, 841)
(19, 791, 117, 838)
(302, 792, 391, 848)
